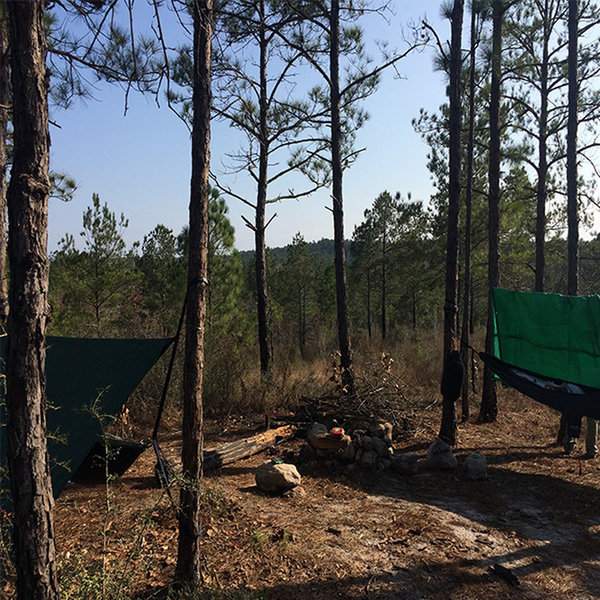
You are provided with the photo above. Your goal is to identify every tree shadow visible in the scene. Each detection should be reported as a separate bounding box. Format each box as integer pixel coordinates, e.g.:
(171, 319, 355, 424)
(330, 457, 600, 596)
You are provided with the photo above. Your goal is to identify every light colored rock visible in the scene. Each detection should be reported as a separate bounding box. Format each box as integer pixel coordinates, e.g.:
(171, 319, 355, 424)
(359, 449, 377, 468)
(382, 422, 393, 446)
(464, 452, 487, 480)
(392, 452, 418, 475)
(307, 422, 328, 445)
(255, 461, 302, 493)
(425, 438, 457, 470)
(283, 485, 306, 499)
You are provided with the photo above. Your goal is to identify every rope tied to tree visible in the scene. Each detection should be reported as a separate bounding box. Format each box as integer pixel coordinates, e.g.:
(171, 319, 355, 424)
(152, 276, 207, 539)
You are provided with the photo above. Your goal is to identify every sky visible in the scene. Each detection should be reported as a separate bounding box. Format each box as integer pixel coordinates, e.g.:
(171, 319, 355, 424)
(48, 1, 450, 253)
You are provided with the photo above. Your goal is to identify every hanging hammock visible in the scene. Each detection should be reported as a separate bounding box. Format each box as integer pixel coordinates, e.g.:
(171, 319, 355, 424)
(479, 352, 600, 418)
(478, 288, 600, 435)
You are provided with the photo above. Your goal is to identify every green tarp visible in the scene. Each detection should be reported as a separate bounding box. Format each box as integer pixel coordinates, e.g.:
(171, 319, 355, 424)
(0, 336, 172, 508)
(492, 287, 600, 388)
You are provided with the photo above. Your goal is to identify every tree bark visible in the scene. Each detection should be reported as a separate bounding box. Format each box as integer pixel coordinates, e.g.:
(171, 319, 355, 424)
(480, 0, 504, 423)
(381, 227, 386, 339)
(567, 0, 578, 297)
(176, 0, 212, 585)
(330, 0, 354, 394)
(534, 0, 550, 293)
(0, 4, 8, 327)
(255, 0, 272, 376)
(460, 1, 478, 422)
(5, 1, 59, 598)
(366, 269, 372, 339)
(440, 0, 464, 446)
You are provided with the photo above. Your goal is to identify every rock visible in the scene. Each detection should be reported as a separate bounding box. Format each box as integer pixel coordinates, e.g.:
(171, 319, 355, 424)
(255, 461, 302, 493)
(307, 422, 327, 444)
(391, 452, 418, 475)
(340, 443, 356, 462)
(355, 447, 364, 462)
(371, 436, 391, 458)
(283, 485, 306, 499)
(425, 438, 457, 470)
(379, 458, 392, 470)
(297, 445, 316, 464)
(362, 435, 374, 450)
(307, 422, 351, 450)
(368, 422, 386, 437)
(359, 449, 377, 468)
(382, 422, 393, 446)
(464, 452, 487, 480)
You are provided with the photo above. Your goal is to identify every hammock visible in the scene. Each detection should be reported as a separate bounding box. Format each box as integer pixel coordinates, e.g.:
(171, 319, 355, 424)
(479, 352, 600, 434)
(482, 288, 600, 429)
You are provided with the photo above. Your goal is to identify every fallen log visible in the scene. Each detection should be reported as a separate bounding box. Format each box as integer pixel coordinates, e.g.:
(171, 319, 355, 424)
(204, 424, 296, 471)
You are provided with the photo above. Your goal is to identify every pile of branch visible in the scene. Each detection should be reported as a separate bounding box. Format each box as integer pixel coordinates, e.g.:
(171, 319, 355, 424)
(296, 393, 417, 441)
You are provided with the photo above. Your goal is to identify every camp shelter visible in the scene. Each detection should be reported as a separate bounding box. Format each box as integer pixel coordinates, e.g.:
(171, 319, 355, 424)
(492, 287, 600, 389)
(481, 288, 600, 425)
(0, 335, 172, 509)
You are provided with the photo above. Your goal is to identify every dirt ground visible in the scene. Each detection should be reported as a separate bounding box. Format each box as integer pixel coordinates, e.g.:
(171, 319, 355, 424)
(50, 390, 600, 600)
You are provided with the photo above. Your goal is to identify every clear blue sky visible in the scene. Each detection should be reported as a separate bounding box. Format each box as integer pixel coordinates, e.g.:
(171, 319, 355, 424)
(48, 1, 450, 253)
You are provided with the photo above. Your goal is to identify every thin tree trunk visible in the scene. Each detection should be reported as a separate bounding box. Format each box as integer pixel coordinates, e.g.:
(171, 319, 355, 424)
(461, 1, 477, 423)
(412, 285, 417, 330)
(6, 1, 59, 598)
(381, 230, 386, 339)
(330, 0, 354, 394)
(0, 4, 8, 327)
(480, 0, 504, 423)
(567, 0, 578, 296)
(440, 0, 464, 446)
(176, 0, 212, 584)
(535, 0, 550, 293)
(255, 1, 271, 376)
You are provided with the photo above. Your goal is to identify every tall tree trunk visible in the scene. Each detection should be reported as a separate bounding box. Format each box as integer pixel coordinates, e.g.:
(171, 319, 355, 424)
(330, 0, 354, 394)
(567, 0, 578, 296)
(480, 0, 504, 423)
(0, 4, 8, 327)
(557, 0, 579, 447)
(366, 269, 372, 339)
(440, 0, 464, 446)
(381, 229, 386, 339)
(535, 0, 550, 293)
(255, 1, 271, 376)
(461, 1, 478, 422)
(6, 1, 59, 598)
(176, 0, 212, 584)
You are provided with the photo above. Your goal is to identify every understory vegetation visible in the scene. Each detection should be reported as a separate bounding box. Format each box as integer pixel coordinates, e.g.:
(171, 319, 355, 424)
(47, 189, 600, 423)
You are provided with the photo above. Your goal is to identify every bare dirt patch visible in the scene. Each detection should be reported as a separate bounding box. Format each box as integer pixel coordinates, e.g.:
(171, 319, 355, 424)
(51, 392, 600, 599)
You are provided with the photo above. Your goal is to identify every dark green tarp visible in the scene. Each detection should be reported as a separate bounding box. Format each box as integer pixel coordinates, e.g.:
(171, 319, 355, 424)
(492, 287, 600, 388)
(0, 336, 172, 508)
